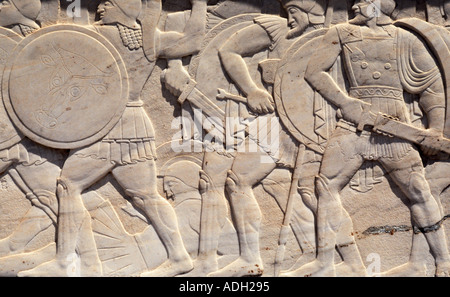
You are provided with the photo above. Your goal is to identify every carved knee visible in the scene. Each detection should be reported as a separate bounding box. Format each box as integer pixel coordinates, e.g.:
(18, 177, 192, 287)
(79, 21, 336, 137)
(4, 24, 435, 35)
(298, 186, 317, 213)
(199, 170, 212, 195)
(56, 177, 78, 197)
(315, 175, 330, 195)
(407, 172, 433, 205)
(125, 189, 160, 211)
(225, 170, 240, 194)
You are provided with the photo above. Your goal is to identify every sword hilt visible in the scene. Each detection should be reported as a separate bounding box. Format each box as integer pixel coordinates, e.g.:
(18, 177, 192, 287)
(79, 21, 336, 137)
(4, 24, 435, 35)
(216, 88, 247, 104)
(177, 78, 197, 104)
(357, 104, 375, 132)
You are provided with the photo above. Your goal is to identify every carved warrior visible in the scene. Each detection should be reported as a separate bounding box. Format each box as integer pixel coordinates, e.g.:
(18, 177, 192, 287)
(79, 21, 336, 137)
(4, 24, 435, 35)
(0, 0, 63, 272)
(0, 0, 449, 278)
(16, 0, 209, 277)
(210, 0, 362, 277)
(162, 0, 366, 277)
(163, 0, 317, 277)
(299, 0, 450, 277)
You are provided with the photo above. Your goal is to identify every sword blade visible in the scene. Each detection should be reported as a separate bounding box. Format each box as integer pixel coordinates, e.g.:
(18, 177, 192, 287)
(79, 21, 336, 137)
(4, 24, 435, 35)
(373, 114, 450, 155)
(177, 79, 226, 135)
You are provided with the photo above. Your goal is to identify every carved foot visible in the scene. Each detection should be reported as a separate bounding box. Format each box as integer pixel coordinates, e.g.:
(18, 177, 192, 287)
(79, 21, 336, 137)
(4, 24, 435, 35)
(0, 243, 56, 277)
(335, 261, 367, 277)
(18, 259, 71, 277)
(140, 257, 194, 277)
(207, 257, 263, 277)
(376, 261, 428, 277)
(18, 253, 102, 277)
(435, 261, 450, 277)
(182, 258, 219, 277)
(280, 259, 335, 277)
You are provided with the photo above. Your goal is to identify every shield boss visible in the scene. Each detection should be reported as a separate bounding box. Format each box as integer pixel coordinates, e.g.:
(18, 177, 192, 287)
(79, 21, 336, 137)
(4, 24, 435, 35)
(2, 25, 129, 149)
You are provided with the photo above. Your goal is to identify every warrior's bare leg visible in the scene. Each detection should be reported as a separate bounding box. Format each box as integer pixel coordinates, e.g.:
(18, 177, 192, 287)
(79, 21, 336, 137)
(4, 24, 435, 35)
(189, 151, 234, 276)
(14, 160, 61, 220)
(19, 153, 114, 277)
(0, 242, 56, 277)
(381, 161, 449, 277)
(278, 162, 318, 275)
(379, 150, 450, 277)
(287, 161, 318, 264)
(295, 129, 365, 277)
(209, 149, 276, 277)
(381, 161, 450, 277)
(0, 206, 53, 257)
(378, 231, 428, 277)
(0, 160, 18, 255)
(334, 209, 367, 277)
(0, 161, 57, 257)
(114, 160, 192, 277)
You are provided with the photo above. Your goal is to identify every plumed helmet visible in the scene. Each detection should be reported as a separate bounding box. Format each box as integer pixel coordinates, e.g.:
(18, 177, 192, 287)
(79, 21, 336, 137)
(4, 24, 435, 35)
(279, 0, 326, 24)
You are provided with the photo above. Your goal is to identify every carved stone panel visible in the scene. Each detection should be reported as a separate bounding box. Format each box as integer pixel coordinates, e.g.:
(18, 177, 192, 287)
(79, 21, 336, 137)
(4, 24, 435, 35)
(0, 0, 449, 279)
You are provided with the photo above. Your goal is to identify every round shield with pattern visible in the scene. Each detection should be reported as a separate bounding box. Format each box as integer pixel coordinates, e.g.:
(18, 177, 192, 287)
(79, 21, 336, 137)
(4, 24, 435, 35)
(2, 24, 129, 149)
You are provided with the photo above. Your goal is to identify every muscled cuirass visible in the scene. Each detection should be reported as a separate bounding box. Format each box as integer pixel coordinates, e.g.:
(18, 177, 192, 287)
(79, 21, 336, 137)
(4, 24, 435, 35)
(338, 25, 408, 122)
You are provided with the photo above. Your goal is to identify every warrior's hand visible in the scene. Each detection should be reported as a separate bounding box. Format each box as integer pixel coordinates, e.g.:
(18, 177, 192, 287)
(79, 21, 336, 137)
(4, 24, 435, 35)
(162, 64, 191, 97)
(420, 128, 442, 156)
(247, 88, 275, 114)
(339, 97, 371, 125)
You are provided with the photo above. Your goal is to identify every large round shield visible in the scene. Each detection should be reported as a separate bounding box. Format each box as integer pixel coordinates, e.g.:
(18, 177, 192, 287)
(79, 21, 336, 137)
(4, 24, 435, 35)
(274, 28, 334, 154)
(0, 28, 24, 150)
(2, 24, 129, 149)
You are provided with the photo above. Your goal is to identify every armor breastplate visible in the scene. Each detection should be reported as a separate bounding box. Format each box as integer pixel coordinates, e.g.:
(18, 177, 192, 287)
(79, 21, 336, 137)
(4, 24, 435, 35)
(339, 25, 408, 121)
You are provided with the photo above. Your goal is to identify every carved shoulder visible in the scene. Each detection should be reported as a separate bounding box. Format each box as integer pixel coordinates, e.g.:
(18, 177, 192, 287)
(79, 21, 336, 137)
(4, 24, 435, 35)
(335, 23, 362, 44)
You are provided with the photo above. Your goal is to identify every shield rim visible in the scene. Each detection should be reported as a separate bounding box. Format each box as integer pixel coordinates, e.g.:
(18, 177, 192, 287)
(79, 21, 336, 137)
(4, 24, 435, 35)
(0, 27, 23, 42)
(274, 28, 329, 154)
(2, 24, 129, 150)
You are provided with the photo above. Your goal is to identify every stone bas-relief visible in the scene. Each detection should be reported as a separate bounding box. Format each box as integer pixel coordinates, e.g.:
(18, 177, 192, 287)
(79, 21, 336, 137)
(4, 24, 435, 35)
(0, 0, 449, 277)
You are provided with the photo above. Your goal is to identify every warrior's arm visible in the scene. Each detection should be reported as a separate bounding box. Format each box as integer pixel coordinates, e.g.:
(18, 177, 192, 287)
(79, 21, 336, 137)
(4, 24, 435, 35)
(218, 24, 272, 97)
(305, 27, 370, 124)
(305, 28, 349, 107)
(158, 0, 208, 59)
(218, 24, 275, 114)
(162, 11, 193, 97)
